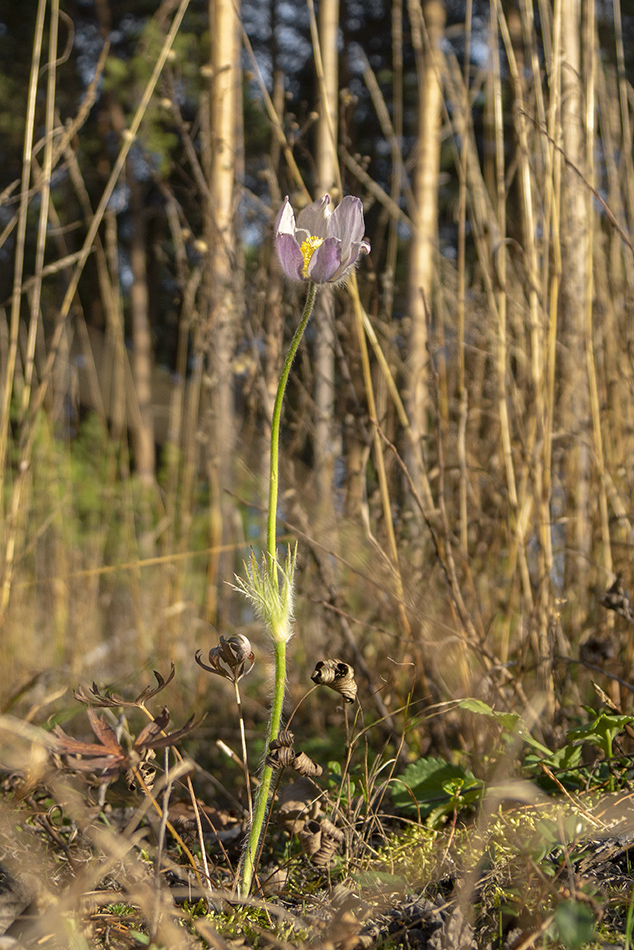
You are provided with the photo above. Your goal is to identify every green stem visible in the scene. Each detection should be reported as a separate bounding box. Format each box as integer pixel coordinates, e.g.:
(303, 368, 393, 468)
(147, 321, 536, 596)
(239, 281, 318, 898)
(239, 637, 286, 897)
(607, 733, 614, 793)
(266, 281, 318, 562)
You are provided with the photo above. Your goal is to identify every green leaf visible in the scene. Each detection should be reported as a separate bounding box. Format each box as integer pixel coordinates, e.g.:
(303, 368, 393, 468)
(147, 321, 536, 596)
(552, 900, 595, 949)
(567, 712, 634, 757)
(458, 697, 519, 729)
(458, 698, 497, 716)
(457, 699, 552, 755)
(427, 803, 453, 827)
(391, 756, 483, 818)
(543, 743, 583, 770)
(525, 741, 583, 774)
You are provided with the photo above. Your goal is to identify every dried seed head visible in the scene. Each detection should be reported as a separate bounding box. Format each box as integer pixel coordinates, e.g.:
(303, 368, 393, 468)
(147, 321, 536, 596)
(312, 837, 339, 867)
(312, 817, 345, 867)
(195, 634, 255, 683)
(320, 816, 345, 843)
(600, 571, 634, 623)
(266, 735, 323, 776)
(298, 816, 344, 867)
(277, 778, 323, 834)
(311, 658, 358, 703)
(298, 819, 322, 857)
(269, 730, 294, 750)
(292, 751, 323, 778)
(266, 746, 297, 770)
(127, 758, 156, 792)
(53, 704, 197, 785)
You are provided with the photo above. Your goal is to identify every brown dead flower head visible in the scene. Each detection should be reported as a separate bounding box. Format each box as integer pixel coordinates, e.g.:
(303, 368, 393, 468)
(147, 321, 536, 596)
(195, 634, 254, 683)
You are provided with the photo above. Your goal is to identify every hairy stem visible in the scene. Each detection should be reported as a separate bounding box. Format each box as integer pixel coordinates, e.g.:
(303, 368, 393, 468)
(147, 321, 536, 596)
(239, 637, 287, 897)
(266, 281, 318, 561)
(239, 281, 318, 898)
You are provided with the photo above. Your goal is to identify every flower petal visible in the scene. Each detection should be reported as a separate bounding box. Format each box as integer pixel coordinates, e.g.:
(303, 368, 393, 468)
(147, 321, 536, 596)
(273, 194, 369, 284)
(328, 196, 365, 255)
(296, 195, 331, 239)
(276, 232, 306, 281)
(276, 196, 296, 236)
(344, 239, 371, 271)
(293, 228, 311, 247)
(307, 237, 341, 283)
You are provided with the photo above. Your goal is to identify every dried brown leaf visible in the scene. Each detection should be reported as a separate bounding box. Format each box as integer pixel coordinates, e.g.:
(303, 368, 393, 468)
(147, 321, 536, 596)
(134, 707, 171, 749)
(142, 714, 199, 750)
(73, 664, 176, 709)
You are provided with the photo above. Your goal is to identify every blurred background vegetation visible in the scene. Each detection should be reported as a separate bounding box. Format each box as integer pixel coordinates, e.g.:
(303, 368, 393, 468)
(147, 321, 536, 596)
(2, 0, 634, 767)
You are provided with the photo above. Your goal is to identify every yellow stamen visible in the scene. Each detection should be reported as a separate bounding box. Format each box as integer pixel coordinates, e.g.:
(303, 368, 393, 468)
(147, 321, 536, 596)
(300, 236, 324, 277)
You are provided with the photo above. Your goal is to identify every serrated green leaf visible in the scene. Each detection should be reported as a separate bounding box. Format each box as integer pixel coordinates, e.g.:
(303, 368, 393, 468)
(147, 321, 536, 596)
(391, 756, 483, 817)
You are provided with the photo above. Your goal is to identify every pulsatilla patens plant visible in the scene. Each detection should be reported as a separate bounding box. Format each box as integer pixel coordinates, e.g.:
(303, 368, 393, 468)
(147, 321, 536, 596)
(275, 194, 370, 285)
(235, 194, 370, 898)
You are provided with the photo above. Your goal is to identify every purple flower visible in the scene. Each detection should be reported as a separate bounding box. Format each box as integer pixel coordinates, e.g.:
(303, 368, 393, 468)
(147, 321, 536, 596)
(275, 194, 370, 285)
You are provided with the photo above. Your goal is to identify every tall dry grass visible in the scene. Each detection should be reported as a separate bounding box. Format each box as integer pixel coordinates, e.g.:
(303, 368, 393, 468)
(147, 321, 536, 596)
(0, 0, 633, 767)
(2, 3, 634, 947)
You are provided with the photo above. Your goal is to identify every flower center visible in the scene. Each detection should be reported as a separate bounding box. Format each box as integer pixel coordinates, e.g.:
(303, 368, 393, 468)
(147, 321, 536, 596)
(300, 236, 324, 277)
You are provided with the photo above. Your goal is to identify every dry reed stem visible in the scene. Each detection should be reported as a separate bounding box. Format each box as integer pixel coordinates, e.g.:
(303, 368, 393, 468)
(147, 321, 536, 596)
(0, 0, 193, 628)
